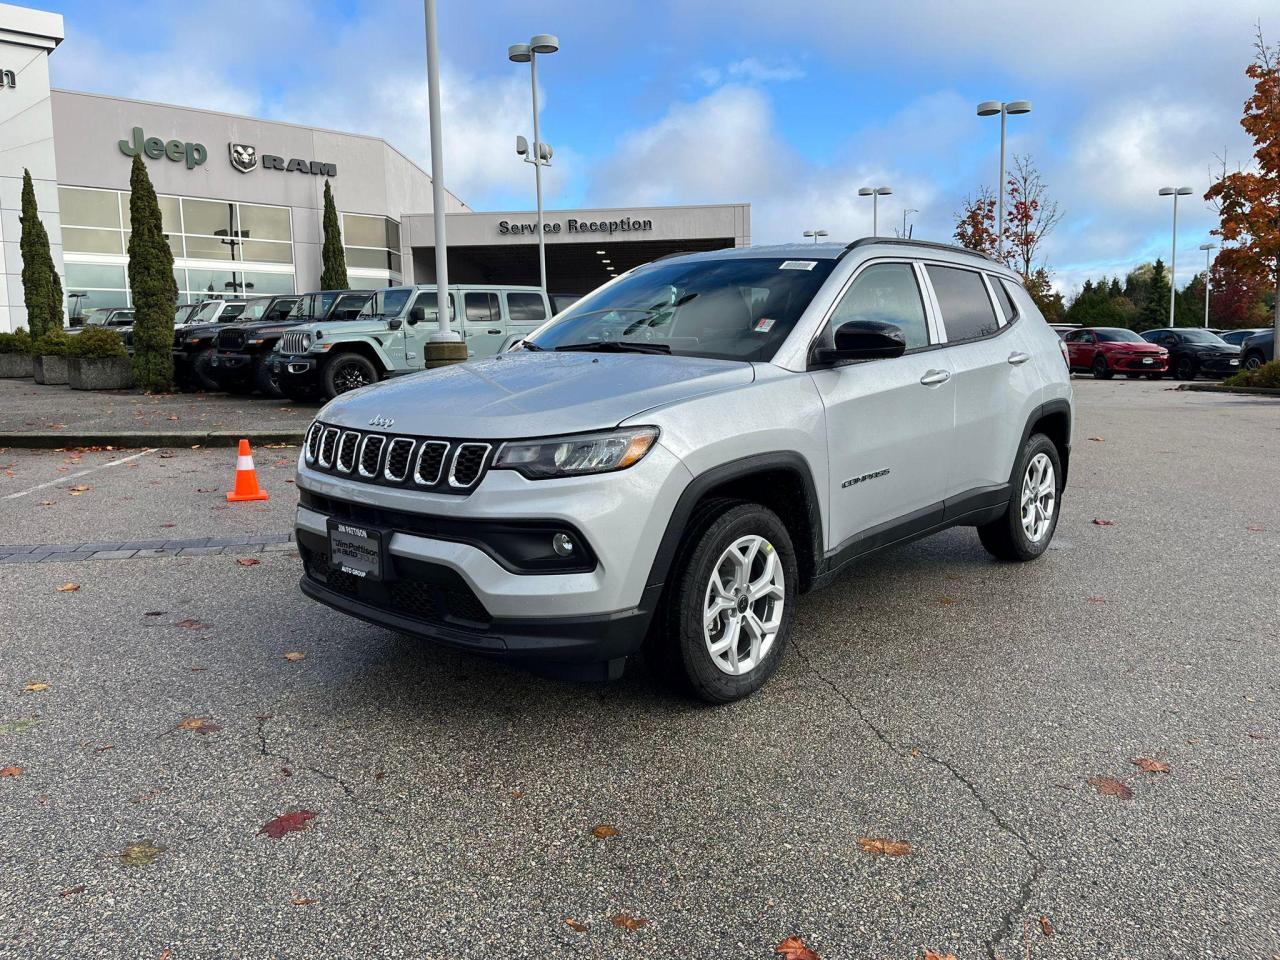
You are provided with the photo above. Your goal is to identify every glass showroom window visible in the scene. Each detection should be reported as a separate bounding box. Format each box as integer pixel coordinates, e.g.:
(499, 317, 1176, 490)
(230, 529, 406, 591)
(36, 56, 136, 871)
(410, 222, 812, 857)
(342, 213, 402, 286)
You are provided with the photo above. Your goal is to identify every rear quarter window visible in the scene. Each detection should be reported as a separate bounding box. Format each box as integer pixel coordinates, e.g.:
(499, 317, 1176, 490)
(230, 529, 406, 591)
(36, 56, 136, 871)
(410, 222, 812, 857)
(926, 265, 999, 342)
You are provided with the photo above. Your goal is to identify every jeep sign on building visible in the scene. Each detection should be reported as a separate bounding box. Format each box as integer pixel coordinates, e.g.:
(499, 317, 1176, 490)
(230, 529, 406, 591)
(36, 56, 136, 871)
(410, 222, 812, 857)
(0, 1, 749, 332)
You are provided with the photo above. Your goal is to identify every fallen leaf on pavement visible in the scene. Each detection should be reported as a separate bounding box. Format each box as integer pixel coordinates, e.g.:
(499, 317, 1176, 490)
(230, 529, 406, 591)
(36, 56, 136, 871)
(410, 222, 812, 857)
(1131, 757, 1171, 774)
(283, 652, 306, 662)
(857, 836, 913, 857)
(120, 840, 166, 867)
(56, 583, 79, 592)
(923, 951, 958, 960)
(69, 484, 89, 494)
(0, 719, 38, 735)
(130, 789, 163, 804)
(144, 611, 165, 616)
(176, 717, 222, 734)
(39, 500, 54, 507)
(236, 557, 261, 567)
(591, 824, 618, 839)
(1039, 916, 1054, 937)
(1086, 596, 1107, 604)
(159, 523, 176, 528)
(776, 935, 820, 959)
(1087, 436, 1105, 442)
(159, 949, 171, 960)
(23, 682, 50, 693)
(261, 811, 317, 839)
(94, 744, 114, 753)
(1, 766, 22, 777)
(610, 913, 647, 931)
(564, 918, 588, 933)
(58, 885, 87, 897)
(174, 619, 209, 630)
(1091, 519, 1115, 526)
(939, 596, 957, 605)
(1246, 526, 1265, 532)
(1087, 776, 1133, 798)
(167, 416, 180, 422)
(291, 896, 317, 906)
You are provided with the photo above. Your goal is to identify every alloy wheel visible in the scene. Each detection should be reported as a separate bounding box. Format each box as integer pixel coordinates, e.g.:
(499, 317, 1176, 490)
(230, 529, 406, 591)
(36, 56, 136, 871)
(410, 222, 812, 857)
(336, 362, 370, 392)
(1020, 452, 1056, 543)
(702, 535, 785, 676)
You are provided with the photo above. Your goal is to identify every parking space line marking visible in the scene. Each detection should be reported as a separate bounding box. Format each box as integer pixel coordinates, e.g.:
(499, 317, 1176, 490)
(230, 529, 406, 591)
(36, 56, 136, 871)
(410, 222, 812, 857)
(1, 449, 157, 501)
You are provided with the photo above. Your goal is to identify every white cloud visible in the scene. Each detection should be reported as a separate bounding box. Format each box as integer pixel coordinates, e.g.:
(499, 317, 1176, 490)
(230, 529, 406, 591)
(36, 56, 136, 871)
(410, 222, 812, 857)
(726, 58, 805, 83)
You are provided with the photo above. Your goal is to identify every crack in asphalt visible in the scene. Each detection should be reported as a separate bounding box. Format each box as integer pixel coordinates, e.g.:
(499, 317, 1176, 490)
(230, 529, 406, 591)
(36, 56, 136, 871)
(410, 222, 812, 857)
(256, 714, 356, 799)
(790, 638, 1044, 960)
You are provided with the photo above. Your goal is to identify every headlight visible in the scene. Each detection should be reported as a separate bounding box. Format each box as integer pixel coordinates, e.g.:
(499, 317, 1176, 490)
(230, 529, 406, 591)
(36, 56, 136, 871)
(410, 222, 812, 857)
(301, 333, 312, 351)
(493, 427, 659, 480)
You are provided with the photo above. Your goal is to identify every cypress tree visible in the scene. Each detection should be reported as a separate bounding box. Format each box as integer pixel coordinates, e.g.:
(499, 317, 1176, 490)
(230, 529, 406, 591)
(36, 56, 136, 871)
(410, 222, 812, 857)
(19, 168, 59, 338)
(320, 180, 349, 290)
(127, 154, 178, 391)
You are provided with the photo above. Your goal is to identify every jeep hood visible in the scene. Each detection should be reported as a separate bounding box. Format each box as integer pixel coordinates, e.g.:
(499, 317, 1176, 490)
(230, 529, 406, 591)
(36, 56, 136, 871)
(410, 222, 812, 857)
(318, 352, 755, 439)
(235, 320, 302, 338)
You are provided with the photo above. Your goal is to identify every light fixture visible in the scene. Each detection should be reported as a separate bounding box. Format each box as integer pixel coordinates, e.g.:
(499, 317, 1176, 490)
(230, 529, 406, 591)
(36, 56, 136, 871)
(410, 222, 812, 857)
(802, 229, 829, 243)
(596, 250, 606, 255)
(976, 99, 1033, 255)
(601, 259, 611, 263)
(508, 33, 561, 292)
(857, 187, 893, 236)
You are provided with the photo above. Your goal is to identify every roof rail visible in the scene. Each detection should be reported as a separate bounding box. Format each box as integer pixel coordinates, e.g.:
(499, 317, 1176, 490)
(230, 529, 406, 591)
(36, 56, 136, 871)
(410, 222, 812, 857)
(844, 237, 1003, 264)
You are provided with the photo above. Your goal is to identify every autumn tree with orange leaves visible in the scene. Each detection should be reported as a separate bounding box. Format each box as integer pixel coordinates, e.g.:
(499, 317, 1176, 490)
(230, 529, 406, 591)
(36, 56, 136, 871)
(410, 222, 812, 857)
(1206, 27, 1280, 345)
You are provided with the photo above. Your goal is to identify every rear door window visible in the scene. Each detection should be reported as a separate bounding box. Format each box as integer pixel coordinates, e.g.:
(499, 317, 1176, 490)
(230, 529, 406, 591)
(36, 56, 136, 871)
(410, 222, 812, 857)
(465, 292, 500, 324)
(927, 265, 1000, 342)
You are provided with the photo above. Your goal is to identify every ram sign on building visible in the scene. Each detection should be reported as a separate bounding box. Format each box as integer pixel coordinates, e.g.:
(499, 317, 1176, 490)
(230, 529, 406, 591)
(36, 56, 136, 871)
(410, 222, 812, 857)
(0, 1, 749, 332)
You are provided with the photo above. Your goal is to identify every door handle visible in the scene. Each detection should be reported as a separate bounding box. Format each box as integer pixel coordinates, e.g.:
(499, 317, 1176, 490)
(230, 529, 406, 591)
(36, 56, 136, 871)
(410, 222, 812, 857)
(919, 369, 951, 385)
(1007, 351, 1031, 365)
(487, 328, 502, 335)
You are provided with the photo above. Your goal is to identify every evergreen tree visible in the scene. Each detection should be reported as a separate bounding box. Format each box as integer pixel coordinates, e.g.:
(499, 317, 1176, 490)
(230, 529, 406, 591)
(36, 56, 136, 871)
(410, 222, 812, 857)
(1139, 259, 1171, 330)
(320, 180, 349, 290)
(126, 154, 177, 392)
(1174, 273, 1208, 327)
(1108, 277, 1123, 298)
(18, 168, 61, 338)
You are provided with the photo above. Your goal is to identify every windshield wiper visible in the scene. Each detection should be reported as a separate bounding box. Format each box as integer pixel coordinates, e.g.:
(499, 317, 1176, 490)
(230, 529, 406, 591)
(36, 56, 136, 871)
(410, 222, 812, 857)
(554, 340, 671, 355)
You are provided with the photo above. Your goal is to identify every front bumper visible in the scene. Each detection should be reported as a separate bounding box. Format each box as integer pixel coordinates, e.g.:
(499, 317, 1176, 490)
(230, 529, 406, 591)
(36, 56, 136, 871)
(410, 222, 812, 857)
(1113, 354, 1167, 372)
(209, 351, 256, 382)
(293, 443, 692, 668)
(1199, 355, 1242, 376)
(273, 354, 320, 386)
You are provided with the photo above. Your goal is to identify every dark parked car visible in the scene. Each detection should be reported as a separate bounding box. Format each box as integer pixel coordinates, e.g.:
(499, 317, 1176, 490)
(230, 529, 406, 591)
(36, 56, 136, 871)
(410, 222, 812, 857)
(1063, 327, 1167, 379)
(1140, 327, 1241, 380)
(173, 295, 299, 391)
(1240, 329, 1275, 371)
(1217, 327, 1267, 348)
(209, 289, 373, 397)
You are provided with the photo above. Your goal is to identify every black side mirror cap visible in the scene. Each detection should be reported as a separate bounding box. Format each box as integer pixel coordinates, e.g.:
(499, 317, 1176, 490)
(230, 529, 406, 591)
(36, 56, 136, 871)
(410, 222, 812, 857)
(813, 319, 907, 365)
(388, 318, 403, 331)
(408, 306, 425, 326)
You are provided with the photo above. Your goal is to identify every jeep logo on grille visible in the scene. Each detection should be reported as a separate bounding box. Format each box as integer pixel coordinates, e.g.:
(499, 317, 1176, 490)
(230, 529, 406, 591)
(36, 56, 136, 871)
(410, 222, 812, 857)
(368, 415, 395, 429)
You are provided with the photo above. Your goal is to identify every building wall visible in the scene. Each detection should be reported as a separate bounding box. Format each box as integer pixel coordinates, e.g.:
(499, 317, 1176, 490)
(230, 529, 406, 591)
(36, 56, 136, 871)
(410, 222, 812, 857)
(0, 2, 63, 332)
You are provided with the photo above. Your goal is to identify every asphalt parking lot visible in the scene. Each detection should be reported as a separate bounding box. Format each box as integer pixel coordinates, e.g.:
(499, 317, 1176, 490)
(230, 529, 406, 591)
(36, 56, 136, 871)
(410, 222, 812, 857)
(1, 378, 1277, 960)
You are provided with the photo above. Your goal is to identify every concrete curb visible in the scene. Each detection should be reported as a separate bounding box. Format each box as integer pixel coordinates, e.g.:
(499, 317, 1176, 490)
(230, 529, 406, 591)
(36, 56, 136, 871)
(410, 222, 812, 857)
(0, 430, 307, 450)
(1177, 383, 1280, 398)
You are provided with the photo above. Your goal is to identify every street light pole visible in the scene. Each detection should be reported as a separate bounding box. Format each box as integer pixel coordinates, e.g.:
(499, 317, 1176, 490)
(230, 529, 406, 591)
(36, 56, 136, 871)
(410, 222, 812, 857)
(1199, 242, 1217, 328)
(1159, 186, 1193, 326)
(423, 0, 462, 362)
(977, 100, 1031, 257)
(901, 208, 918, 239)
(510, 35, 559, 294)
(802, 229, 828, 244)
(857, 186, 892, 237)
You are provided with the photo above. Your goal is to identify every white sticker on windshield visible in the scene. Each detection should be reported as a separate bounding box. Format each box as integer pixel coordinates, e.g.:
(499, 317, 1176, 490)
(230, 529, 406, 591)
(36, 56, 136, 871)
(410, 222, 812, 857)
(753, 317, 776, 333)
(780, 260, 817, 270)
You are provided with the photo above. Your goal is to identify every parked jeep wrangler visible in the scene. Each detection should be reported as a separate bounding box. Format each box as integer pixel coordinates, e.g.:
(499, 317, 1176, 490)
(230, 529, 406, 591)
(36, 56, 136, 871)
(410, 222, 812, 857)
(210, 289, 372, 397)
(294, 240, 1074, 702)
(173, 296, 299, 391)
(272, 284, 551, 401)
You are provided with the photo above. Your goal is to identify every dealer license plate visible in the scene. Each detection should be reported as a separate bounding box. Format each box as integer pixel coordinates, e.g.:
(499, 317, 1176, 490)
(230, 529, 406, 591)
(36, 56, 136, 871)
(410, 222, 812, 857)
(328, 520, 383, 581)
(1143, 357, 1153, 364)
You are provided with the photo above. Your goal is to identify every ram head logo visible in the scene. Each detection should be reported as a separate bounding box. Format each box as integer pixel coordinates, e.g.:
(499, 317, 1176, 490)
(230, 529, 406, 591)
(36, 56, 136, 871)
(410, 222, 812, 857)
(228, 142, 258, 174)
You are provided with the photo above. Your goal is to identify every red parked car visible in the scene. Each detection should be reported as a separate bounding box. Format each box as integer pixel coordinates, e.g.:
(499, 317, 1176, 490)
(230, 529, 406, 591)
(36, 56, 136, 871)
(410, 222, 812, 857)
(1063, 327, 1168, 379)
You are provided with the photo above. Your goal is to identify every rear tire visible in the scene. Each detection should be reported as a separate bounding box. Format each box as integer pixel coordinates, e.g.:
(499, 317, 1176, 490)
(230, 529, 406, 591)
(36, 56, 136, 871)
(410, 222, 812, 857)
(978, 433, 1062, 562)
(1091, 356, 1113, 380)
(664, 502, 798, 704)
(322, 353, 380, 400)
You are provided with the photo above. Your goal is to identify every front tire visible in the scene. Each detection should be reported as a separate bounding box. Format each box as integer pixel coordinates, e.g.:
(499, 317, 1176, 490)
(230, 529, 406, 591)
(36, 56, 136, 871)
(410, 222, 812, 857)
(254, 355, 284, 398)
(322, 352, 379, 400)
(1243, 351, 1265, 372)
(978, 434, 1062, 562)
(1091, 356, 1113, 380)
(1175, 356, 1199, 380)
(190, 349, 221, 392)
(666, 503, 798, 703)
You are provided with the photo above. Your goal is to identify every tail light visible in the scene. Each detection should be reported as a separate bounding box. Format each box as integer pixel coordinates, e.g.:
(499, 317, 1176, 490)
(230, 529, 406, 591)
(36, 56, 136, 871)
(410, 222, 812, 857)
(1058, 339, 1070, 370)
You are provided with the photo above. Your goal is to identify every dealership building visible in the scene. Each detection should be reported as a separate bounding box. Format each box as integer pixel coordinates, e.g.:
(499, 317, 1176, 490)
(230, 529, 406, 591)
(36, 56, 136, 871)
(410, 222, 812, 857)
(0, 2, 750, 333)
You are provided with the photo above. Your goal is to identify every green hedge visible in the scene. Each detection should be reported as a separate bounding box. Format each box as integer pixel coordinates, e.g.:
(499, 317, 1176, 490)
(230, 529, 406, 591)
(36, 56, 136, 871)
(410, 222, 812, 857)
(0, 328, 32, 354)
(66, 326, 127, 359)
(30, 327, 72, 357)
(1224, 361, 1280, 390)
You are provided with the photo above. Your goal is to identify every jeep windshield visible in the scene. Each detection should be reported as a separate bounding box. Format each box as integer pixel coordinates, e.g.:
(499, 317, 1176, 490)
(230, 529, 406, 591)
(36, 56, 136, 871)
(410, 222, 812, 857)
(525, 257, 838, 362)
(358, 289, 413, 319)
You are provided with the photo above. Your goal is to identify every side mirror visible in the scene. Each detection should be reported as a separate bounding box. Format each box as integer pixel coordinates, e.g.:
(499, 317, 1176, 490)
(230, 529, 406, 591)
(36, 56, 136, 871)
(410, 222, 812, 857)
(388, 318, 403, 331)
(814, 320, 906, 365)
(408, 306, 425, 326)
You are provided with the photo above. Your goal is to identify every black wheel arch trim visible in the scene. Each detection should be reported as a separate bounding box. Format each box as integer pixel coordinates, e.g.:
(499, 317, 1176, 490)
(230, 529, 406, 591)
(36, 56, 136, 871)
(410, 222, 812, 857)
(643, 451, 824, 595)
(1018, 398, 1072, 489)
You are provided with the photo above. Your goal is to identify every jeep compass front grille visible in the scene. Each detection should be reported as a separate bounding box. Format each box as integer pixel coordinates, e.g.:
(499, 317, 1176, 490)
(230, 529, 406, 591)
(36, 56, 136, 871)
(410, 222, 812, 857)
(303, 421, 494, 495)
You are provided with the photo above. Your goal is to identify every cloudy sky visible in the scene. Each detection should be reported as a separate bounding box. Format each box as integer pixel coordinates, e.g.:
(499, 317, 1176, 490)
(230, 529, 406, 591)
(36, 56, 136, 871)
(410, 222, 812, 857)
(45, 0, 1274, 294)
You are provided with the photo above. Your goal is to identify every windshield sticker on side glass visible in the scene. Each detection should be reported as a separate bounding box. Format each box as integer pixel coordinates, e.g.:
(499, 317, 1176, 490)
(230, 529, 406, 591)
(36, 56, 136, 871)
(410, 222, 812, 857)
(779, 260, 817, 270)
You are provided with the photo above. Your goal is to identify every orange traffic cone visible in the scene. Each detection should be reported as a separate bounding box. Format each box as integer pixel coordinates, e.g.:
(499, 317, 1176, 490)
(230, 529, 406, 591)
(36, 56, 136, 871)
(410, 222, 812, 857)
(226, 439, 269, 502)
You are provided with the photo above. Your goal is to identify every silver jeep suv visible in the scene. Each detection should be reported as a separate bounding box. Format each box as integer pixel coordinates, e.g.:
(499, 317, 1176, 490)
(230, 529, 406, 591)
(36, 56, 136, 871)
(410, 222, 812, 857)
(294, 240, 1073, 702)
